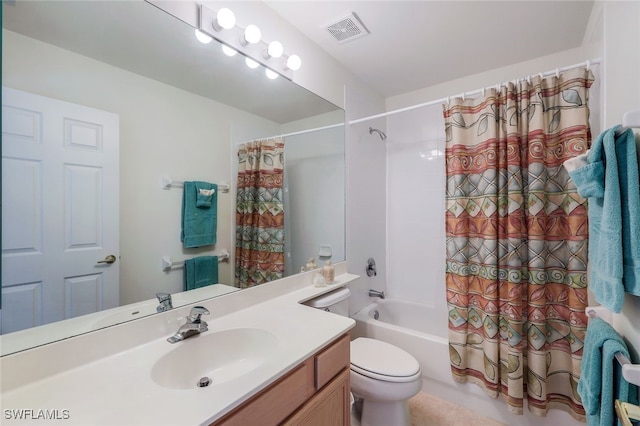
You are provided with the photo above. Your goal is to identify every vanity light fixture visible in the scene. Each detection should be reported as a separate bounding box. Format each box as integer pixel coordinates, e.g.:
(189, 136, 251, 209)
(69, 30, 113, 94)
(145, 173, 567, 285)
(265, 41, 284, 59)
(285, 54, 302, 71)
(242, 24, 262, 45)
(198, 4, 301, 80)
(194, 29, 213, 44)
(245, 57, 260, 69)
(221, 45, 237, 57)
(212, 7, 236, 31)
(265, 69, 279, 80)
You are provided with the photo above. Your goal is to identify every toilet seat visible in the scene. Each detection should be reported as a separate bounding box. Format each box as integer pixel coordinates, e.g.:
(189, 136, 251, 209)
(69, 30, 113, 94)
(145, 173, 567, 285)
(350, 338, 421, 383)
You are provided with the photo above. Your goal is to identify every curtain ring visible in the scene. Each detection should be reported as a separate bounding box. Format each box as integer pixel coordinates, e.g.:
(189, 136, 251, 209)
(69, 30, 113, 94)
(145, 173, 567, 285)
(555, 68, 560, 78)
(586, 60, 591, 70)
(462, 92, 466, 101)
(482, 87, 486, 97)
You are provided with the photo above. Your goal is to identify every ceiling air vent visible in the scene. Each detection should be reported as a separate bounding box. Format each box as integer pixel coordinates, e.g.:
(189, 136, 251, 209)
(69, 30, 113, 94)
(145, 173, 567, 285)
(325, 12, 369, 44)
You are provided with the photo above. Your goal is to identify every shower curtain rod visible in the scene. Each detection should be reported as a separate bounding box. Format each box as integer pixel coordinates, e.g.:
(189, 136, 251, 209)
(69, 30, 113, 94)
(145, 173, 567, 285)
(274, 122, 345, 139)
(238, 122, 344, 145)
(348, 57, 602, 125)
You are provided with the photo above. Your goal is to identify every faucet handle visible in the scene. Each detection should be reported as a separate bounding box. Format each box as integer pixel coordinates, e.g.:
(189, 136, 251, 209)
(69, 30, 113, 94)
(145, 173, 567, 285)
(155, 292, 173, 312)
(188, 306, 210, 323)
(156, 292, 171, 302)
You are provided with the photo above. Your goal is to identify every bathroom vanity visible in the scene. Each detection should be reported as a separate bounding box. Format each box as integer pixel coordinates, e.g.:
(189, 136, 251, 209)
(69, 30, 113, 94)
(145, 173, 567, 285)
(0, 266, 357, 425)
(214, 334, 350, 425)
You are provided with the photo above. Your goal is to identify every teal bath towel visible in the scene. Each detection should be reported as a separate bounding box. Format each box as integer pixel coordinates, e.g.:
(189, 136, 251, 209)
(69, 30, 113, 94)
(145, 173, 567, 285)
(578, 317, 637, 426)
(181, 181, 217, 248)
(568, 127, 639, 312)
(184, 256, 219, 291)
(616, 128, 640, 297)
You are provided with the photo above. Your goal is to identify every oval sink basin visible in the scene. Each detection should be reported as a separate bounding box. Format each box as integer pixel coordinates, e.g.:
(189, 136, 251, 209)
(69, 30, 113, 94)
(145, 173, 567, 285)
(151, 328, 278, 390)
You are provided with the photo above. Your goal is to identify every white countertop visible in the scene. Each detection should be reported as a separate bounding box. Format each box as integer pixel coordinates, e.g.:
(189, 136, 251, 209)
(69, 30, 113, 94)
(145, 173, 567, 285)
(0, 273, 357, 425)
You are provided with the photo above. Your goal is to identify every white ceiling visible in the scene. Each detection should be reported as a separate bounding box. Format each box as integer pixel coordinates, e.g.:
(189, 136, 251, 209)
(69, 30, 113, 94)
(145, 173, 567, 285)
(265, 1, 595, 98)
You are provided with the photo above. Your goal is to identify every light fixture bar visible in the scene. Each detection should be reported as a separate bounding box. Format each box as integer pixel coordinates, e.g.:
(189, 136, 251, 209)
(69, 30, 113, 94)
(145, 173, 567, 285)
(197, 4, 296, 80)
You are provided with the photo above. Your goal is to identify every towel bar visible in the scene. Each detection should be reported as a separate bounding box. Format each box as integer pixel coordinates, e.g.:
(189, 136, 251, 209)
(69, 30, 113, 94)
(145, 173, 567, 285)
(586, 307, 640, 387)
(614, 109, 640, 136)
(161, 175, 230, 192)
(161, 249, 230, 271)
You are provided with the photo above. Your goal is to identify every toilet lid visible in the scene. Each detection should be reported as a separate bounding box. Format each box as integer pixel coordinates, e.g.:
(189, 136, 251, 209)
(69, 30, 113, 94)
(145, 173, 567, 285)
(350, 338, 421, 383)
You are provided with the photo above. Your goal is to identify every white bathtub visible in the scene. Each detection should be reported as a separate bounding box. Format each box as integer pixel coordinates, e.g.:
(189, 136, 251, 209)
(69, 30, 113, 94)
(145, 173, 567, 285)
(350, 298, 583, 426)
(351, 299, 450, 388)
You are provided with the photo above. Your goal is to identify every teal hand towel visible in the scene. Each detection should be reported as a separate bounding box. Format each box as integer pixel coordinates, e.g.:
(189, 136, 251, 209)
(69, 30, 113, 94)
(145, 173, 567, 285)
(616, 128, 640, 297)
(578, 317, 637, 426)
(181, 181, 218, 248)
(184, 256, 219, 291)
(569, 128, 624, 312)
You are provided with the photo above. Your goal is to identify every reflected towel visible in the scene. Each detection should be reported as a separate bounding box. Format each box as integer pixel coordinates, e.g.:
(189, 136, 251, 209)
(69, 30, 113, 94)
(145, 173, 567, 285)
(181, 181, 218, 248)
(578, 317, 637, 426)
(184, 256, 219, 291)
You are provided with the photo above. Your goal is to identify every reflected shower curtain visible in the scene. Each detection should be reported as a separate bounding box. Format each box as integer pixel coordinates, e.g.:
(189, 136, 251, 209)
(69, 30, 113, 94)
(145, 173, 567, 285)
(444, 68, 593, 419)
(235, 137, 285, 288)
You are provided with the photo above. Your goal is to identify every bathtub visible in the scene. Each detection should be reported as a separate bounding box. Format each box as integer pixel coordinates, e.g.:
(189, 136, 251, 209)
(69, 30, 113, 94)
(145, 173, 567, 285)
(350, 298, 583, 426)
(351, 299, 451, 388)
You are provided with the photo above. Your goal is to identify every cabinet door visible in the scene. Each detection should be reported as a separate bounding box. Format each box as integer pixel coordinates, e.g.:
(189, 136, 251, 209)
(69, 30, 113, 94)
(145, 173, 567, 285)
(213, 358, 315, 426)
(283, 368, 350, 426)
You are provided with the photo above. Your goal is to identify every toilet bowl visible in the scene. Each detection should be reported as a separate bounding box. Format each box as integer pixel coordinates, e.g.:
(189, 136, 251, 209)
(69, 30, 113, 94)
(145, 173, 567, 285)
(304, 288, 422, 426)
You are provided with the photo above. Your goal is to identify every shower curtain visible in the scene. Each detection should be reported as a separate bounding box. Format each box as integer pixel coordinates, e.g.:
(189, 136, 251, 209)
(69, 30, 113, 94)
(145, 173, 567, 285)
(235, 137, 285, 288)
(444, 67, 593, 419)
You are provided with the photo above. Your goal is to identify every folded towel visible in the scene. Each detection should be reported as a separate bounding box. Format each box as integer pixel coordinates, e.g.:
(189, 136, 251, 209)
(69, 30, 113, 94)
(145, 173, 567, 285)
(184, 256, 219, 291)
(181, 181, 218, 248)
(578, 317, 638, 426)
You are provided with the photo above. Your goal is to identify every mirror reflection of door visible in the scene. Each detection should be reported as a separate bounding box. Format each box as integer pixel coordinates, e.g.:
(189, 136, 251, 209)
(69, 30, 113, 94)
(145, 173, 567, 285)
(1, 87, 119, 333)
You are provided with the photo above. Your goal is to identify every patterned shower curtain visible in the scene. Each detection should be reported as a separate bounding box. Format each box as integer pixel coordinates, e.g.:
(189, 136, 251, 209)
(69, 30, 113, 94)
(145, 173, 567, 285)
(444, 67, 593, 419)
(235, 137, 285, 288)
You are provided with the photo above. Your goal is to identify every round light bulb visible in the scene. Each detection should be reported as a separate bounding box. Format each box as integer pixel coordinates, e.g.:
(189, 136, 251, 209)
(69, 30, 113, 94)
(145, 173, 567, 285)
(245, 57, 259, 69)
(265, 69, 279, 80)
(286, 54, 302, 71)
(221, 45, 237, 57)
(244, 24, 261, 44)
(194, 29, 212, 44)
(267, 41, 284, 58)
(216, 8, 236, 30)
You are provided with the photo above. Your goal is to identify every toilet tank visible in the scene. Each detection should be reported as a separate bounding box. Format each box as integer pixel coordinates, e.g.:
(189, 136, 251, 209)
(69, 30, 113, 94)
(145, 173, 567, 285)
(304, 288, 350, 317)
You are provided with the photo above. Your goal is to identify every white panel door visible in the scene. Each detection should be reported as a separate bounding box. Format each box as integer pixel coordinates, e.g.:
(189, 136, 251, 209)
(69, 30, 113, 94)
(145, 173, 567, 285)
(1, 87, 119, 333)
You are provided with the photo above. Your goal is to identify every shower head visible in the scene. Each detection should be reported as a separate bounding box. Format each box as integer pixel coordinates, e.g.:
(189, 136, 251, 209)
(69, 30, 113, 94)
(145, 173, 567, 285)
(369, 127, 387, 140)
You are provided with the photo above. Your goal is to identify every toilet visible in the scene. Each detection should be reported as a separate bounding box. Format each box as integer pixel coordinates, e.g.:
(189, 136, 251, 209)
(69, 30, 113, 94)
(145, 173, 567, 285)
(304, 288, 422, 426)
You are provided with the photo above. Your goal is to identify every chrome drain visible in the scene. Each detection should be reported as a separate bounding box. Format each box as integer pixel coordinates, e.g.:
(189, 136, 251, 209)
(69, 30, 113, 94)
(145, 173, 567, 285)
(197, 377, 212, 388)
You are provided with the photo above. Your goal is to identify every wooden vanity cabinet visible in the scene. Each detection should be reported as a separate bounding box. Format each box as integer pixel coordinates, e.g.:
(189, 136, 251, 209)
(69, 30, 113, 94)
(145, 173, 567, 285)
(213, 333, 350, 426)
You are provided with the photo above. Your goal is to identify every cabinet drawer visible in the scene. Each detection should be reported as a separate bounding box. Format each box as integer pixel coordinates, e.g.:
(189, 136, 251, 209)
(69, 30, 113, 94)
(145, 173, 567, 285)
(315, 334, 350, 390)
(214, 358, 315, 426)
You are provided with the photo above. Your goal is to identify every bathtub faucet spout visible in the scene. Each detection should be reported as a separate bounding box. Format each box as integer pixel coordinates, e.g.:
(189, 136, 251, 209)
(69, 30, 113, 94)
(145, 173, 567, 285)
(369, 289, 385, 299)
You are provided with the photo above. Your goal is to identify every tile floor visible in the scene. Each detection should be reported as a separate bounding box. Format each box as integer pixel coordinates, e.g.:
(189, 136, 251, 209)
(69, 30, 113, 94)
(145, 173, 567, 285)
(408, 392, 507, 426)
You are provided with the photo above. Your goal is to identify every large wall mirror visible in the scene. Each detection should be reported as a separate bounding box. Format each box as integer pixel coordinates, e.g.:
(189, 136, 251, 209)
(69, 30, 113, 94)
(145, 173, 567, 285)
(1, 0, 345, 355)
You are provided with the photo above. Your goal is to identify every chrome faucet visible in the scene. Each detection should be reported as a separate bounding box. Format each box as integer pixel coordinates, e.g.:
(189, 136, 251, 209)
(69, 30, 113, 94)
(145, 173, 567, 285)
(156, 292, 173, 312)
(369, 289, 385, 299)
(167, 306, 210, 343)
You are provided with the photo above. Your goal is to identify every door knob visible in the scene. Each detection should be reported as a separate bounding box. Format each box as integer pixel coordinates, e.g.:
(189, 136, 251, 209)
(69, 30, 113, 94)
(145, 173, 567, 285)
(97, 254, 117, 264)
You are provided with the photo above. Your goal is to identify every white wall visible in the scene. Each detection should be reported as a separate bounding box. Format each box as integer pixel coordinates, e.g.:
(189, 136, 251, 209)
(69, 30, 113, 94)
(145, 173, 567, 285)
(601, 0, 640, 365)
(2, 30, 279, 305)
